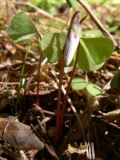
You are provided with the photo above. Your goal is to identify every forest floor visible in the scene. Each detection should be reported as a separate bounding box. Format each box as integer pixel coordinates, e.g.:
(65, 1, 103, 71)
(0, 0, 120, 160)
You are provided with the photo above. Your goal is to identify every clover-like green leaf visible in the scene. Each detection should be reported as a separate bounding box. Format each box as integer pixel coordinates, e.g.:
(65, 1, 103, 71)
(78, 38, 114, 71)
(6, 12, 38, 43)
(40, 32, 66, 62)
(86, 84, 102, 96)
(71, 78, 88, 90)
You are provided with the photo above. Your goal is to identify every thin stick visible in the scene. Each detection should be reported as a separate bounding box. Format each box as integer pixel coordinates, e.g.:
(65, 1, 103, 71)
(77, 0, 117, 47)
(36, 31, 42, 105)
(14, 1, 65, 24)
(0, 82, 19, 85)
(5, 0, 9, 21)
(36, 48, 43, 103)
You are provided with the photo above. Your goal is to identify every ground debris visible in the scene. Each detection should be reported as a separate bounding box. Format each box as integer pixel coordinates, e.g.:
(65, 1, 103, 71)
(0, 114, 44, 150)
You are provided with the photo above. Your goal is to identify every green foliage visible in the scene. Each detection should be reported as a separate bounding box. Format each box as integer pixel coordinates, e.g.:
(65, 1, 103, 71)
(86, 0, 108, 4)
(6, 12, 38, 43)
(6, 12, 114, 72)
(71, 78, 88, 90)
(86, 0, 120, 4)
(40, 33, 114, 71)
(40, 32, 66, 62)
(77, 38, 114, 71)
(71, 77, 102, 96)
(6, 11, 114, 72)
(6, 12, 114, 95)
(86, 83, 102, 96)
(83, 29, 102, 38)
(30, 0, 65, 14)
(66, 0, 77, 7)
(83, 27, 118, 38)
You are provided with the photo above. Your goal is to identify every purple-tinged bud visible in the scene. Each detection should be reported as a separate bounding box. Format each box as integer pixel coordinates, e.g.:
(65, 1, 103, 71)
(64, 11, 81, 66)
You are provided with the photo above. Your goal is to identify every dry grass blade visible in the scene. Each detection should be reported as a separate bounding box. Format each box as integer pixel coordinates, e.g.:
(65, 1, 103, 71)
(86, 142, 95, 160)
(103, 109, 120, 122)
(67, 144, 88, 155)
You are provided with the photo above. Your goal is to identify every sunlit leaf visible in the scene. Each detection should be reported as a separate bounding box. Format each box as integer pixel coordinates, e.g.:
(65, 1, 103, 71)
(83, 27, 118, 38)
(86, 84, 102, 96)
(87, 0, 107, 4)
(40, 34, 114, 70)
(71, 78, 102, 96)
(40, 32, 66, 62)
(6, 12, 38, 43)
(71, 78, 88, 90)
(78, 38, 114, 71)
(83, 29, 102, 37)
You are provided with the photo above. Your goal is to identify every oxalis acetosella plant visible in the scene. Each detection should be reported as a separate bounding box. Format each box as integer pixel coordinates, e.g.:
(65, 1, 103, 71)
(5, 10, 81, 141)
(54, 9, 114, 144)
(6, 8, 114, 145)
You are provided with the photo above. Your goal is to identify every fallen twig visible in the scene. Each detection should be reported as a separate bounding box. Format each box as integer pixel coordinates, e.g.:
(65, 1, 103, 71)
(14, 1, 66, 24)
(77, 0, 117, 47)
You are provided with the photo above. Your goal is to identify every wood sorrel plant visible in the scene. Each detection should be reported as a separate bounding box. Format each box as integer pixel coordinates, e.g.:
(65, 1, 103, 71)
(6, 9, 114, 144)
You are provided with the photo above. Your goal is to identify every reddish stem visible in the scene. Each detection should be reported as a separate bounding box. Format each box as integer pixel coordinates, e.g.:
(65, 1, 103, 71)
(55, 55, 65, 144)
(55, 45, 79, 144)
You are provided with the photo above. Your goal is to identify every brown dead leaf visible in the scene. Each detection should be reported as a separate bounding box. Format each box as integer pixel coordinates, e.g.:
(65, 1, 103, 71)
(0, 114, 44, 150)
